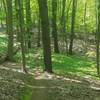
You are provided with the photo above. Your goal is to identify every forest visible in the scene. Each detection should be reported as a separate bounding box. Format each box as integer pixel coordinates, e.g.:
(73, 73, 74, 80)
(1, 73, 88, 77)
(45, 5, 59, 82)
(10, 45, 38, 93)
(0, 0, 100, 100)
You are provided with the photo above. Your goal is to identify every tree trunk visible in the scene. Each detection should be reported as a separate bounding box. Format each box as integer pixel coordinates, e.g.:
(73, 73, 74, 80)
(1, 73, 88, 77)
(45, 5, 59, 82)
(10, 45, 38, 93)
(15, 0, 20, 42)
(38, 0, 52, 73)
(17, 0, 27, 73)
(52, 0, 59, 53)
(37, 14, 41, 47)
(6, 0, 14, 61)
(83, 1, 88, 53)
(25, 0, 32, 48)
(96, 0, 100, 75)
(69, 0, 77, 55)
(61, 0, 67, 52)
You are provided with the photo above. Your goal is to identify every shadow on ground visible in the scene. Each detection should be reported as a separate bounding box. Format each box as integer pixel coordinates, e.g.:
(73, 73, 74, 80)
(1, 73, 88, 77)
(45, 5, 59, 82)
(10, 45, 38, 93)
(0, 62, 100, 100)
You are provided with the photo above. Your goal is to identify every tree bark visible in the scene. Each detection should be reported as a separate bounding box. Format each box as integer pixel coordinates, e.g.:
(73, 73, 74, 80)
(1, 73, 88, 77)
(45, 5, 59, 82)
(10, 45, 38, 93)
(96, 0, 100, 75)
(6, 0, 14, 61)
(69, 0, 77, 55)
(17, 0, 27, 73)
(52, 0, 59, 53)
(25, 0, 32, 48)
(38, 0, 52, 73)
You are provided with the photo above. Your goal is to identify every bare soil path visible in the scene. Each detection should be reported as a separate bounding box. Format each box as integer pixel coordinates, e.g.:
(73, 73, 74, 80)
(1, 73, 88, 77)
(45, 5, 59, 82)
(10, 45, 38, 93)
(30, 68, 100, 100)
(0, 62, 100, 100)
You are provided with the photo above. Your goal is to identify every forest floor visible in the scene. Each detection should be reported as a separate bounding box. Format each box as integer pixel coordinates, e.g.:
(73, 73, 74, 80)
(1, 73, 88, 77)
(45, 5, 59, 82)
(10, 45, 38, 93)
(0, 62, 34, 100)
(0, 62, 100, 100)
(0, 30, 100, 100)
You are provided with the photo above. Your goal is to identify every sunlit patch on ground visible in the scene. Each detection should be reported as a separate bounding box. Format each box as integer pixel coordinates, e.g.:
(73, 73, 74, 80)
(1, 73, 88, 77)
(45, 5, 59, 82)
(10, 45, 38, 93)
(0, 62, 100, 100)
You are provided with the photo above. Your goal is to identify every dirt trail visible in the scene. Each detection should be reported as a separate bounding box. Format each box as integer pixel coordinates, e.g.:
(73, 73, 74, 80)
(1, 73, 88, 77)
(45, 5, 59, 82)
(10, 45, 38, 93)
(0, 62, 100, 100)
(30, 78, 100, 100)
(30, 68, 100, 100)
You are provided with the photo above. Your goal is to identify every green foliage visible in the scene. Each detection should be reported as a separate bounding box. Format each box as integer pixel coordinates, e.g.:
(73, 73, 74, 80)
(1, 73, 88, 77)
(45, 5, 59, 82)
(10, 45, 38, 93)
(0, 0, 100, 99)
(14, 48, 98, 79)
(0, 32, 98, 79)
(52, 54, 97, 77)
(19, 86, 33, 100)
(0, 0, 97, 33)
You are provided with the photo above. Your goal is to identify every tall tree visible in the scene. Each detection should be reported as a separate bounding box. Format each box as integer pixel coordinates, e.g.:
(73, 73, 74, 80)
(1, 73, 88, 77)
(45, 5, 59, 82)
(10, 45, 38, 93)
(37, 13, 41, 47)
(69, 0, 77, 55)
(61, 0, 66, 33)
(96, 0, 100, 75)
(83, 0, 88, 53)
(2, 0, 7, 27)
(17, 0, 27, 73)
(6, 0, 13, 61)
(52, 0, 59, 53)
(65, 0, 72, 52)
(15, 0, 20, 41)
(25, 0, 32, 48)
(61, 0, 67, 52)
(38, 0, 52, 73)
